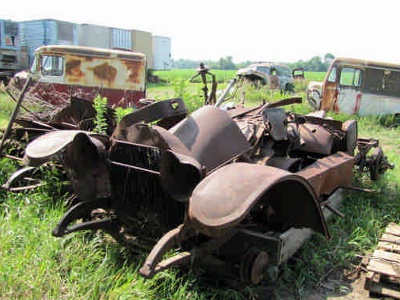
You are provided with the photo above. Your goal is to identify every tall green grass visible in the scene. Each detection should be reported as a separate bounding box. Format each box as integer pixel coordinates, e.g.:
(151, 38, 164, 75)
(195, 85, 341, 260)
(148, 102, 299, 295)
(304, 72, 326, 82)
(0, 88, 17, 128)
(154, 69, 237, 84)
(0, 159, 247, 300)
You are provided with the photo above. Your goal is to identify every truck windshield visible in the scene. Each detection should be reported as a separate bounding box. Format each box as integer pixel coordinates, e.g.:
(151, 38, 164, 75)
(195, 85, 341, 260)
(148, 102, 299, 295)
(40, 55, 64, 76)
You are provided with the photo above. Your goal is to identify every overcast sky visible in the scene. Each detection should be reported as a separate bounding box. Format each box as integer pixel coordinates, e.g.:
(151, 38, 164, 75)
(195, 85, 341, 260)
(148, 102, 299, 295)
(1, 0, 399, 64)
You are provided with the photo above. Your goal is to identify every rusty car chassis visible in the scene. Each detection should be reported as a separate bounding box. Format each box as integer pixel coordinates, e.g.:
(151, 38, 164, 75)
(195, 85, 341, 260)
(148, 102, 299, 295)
(7, 92, 393, 284)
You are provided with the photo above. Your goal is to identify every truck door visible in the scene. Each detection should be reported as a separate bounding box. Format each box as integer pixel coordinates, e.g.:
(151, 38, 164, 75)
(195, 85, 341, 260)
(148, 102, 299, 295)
(336, 67, 363, 114)
(321, 66, 338, 111)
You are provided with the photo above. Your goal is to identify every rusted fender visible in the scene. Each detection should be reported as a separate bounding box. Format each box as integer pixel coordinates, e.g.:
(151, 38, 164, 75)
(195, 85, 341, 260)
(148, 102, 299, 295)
(170, 105, 250, 172)
(22, 130, 110, 199)
(188, 163, 329, 239)
(22, 130, 107, 167)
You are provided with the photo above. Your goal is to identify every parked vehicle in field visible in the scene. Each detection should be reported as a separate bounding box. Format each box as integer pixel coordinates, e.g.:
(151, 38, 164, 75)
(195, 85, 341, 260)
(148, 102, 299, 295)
(306, 57, 400, 116)
(236, 62, 295, 92)
(0, 20, 29, 84)
(15, 85, 393, 284)
(292, 68, 305, 81)
(10, 45, 147, 108)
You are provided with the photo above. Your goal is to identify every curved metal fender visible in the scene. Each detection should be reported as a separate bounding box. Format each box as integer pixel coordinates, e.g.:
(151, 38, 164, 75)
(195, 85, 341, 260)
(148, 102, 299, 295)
(22, 130, 107, 167)
(188, 162, 329, 238)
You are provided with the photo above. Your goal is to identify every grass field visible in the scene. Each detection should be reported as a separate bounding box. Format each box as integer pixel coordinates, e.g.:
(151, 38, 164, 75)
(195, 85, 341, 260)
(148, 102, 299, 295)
(0, 72, 399, 299)
(152, 69, 326, 83)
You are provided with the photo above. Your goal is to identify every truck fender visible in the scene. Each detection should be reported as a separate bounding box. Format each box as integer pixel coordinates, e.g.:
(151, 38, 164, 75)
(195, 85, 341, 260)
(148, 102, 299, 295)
(22, 130, 106, 167)
(188, 162, 329, 238)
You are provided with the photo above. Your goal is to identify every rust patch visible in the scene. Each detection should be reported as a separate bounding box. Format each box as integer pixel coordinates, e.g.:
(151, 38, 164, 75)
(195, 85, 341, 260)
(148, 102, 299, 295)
(125, 60, 143, 83)
(93, 62, 117, 83)
(65, 59, 84, 78)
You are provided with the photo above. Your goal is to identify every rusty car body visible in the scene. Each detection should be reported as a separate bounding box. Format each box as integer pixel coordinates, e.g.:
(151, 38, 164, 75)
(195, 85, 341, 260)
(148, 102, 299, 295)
(10, 45, 147, 108)
(307, 57, 400, 116)
(15, 85, 393, 285)
(236, 62, 295, 92)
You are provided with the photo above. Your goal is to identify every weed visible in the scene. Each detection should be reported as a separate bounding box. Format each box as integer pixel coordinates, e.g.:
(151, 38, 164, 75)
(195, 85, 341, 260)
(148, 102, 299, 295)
(115, 107, 134, 123)
(170, 79, 203, 113)
(92, 95, 108, 134)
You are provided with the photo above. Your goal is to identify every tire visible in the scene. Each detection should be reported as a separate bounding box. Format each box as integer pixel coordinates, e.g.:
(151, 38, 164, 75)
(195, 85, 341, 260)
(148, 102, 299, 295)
(342, 120, 358, 156)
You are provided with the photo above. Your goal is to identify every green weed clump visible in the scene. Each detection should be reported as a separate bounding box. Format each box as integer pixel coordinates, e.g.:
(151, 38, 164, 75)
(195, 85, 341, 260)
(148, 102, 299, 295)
(92, 95, 108, 134)
(115, 107, 133, 123)
(0, 91, 16, 128)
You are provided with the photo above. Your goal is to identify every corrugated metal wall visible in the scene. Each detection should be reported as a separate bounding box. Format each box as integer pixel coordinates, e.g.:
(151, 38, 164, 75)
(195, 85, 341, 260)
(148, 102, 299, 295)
(20, 19, 74, 63)
(111, 28, 132, 50)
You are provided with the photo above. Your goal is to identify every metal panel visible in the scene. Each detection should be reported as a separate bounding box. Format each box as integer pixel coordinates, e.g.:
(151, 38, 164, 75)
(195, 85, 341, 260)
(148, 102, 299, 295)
(56, 21, 74, 45)
(111, 28, 132, 50)
(75, 24, 110, 49)
(131, 29, 153, 68)
(20, 19, 58, 63)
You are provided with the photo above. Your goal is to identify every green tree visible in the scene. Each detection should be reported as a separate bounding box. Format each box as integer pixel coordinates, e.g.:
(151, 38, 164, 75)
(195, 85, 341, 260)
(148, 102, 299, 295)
(219, 56, 236, 70)
(324, 53, 335, 65)
(308, 56, 325, 71)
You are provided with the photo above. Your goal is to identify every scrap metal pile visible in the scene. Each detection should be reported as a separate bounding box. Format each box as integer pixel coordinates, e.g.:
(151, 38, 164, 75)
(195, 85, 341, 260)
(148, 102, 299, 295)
(0, 78, 115, 162)
(3, 84, 393, 284)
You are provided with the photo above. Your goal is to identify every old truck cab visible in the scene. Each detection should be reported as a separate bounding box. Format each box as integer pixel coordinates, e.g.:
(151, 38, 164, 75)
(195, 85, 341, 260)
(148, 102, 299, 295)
(12, 45, 147, 108)
(307, 57, 400, 116)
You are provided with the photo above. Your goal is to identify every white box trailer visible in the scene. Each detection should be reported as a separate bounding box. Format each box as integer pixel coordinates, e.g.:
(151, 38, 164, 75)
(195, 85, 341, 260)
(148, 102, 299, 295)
(20, 19, 76, 64)
(153, 35, 171, 70)
(76, 24, 132, 50)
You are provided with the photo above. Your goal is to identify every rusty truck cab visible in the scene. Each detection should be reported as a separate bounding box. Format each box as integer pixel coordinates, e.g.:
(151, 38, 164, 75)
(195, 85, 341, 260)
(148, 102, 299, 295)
(308, 57, 400, 116)
(24, 45, 147, 107)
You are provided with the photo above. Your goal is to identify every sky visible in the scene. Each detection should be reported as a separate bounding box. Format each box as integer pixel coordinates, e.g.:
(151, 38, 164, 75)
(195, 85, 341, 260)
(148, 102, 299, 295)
(1, 0, 399, 64)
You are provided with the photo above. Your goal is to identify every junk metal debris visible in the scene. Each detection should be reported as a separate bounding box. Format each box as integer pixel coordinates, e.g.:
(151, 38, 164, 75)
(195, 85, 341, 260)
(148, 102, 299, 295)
(7, 75, 393, 285)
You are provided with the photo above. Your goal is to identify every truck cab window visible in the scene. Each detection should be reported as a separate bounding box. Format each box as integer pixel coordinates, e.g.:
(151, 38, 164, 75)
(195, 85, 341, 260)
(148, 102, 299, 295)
(340, 67, 362, 87)
(327, 66, 337, 82)
(40, 55, 64, 76)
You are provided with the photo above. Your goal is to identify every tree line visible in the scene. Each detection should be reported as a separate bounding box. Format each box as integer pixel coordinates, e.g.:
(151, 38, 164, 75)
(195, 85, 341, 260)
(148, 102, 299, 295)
(172, 53, 335, 72)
